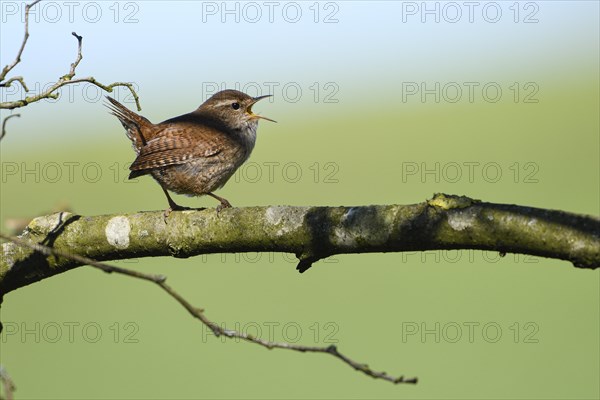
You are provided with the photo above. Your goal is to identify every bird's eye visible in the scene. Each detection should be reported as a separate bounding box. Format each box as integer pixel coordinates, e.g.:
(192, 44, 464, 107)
(231, 102, 240, 110)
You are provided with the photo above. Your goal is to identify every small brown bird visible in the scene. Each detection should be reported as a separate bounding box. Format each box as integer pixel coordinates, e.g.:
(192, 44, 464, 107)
(106, 90, 275, 213)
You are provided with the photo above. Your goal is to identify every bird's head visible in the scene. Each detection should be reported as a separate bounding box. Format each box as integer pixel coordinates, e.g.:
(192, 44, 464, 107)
(198, 89, 276, 131)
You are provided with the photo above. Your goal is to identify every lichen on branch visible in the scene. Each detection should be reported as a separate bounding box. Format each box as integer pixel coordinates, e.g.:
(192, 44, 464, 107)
(1, 194, 598, 295)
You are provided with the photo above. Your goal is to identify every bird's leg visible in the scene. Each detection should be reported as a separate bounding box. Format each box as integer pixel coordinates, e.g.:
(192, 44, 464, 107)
(207, 192, 232, 213)
(162, 187, 191, 219)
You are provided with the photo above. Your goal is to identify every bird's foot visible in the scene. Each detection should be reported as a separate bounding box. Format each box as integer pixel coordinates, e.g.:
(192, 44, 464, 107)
(207, 193, 232, 215)
(163, 204, 193, 222)
(216, 199, 232, 214)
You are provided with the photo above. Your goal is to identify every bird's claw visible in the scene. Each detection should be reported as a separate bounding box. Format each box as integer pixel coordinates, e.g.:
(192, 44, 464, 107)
(216, 200, 232, 214)
(163, 204, 193, 223)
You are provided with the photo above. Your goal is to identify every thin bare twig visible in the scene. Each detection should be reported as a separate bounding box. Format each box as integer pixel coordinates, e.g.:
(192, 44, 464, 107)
(0, 365, 16, 400)
(0, 77, 141, 111)
(0, 232, 417, 385)
(0, 0, 41, 83)
(0, 114, 21, 142)
(0, 1, 141, 111)
(66, 32, 83, 79)
(0, 31, 141, 111)
(0, 77, 29, 91)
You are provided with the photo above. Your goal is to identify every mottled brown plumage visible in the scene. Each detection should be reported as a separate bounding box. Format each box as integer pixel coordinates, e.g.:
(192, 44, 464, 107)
(106, 90, 274, 212)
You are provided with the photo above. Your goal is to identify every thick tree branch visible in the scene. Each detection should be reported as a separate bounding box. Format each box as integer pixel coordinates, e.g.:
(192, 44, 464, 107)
(1, 194, 598, 295)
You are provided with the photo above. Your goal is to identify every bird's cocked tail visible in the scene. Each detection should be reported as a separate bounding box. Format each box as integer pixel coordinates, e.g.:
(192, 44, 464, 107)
(105, 96, 155, 154)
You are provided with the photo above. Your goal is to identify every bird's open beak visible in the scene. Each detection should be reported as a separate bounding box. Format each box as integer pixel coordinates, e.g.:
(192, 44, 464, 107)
(248, 95, 277, 123)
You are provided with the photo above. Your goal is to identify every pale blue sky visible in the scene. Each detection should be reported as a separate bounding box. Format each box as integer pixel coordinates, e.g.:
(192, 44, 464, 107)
(0, 1, 598, 145)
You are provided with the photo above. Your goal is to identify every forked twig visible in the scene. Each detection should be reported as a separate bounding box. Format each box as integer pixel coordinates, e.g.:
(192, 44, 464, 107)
(0, 1, 141, 111)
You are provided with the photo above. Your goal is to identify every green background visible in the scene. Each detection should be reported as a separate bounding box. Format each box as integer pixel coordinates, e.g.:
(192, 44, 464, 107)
(1, 1, 598, 399)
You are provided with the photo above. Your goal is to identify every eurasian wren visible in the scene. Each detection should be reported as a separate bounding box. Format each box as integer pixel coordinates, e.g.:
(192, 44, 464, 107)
(106, 90, 275, 213)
